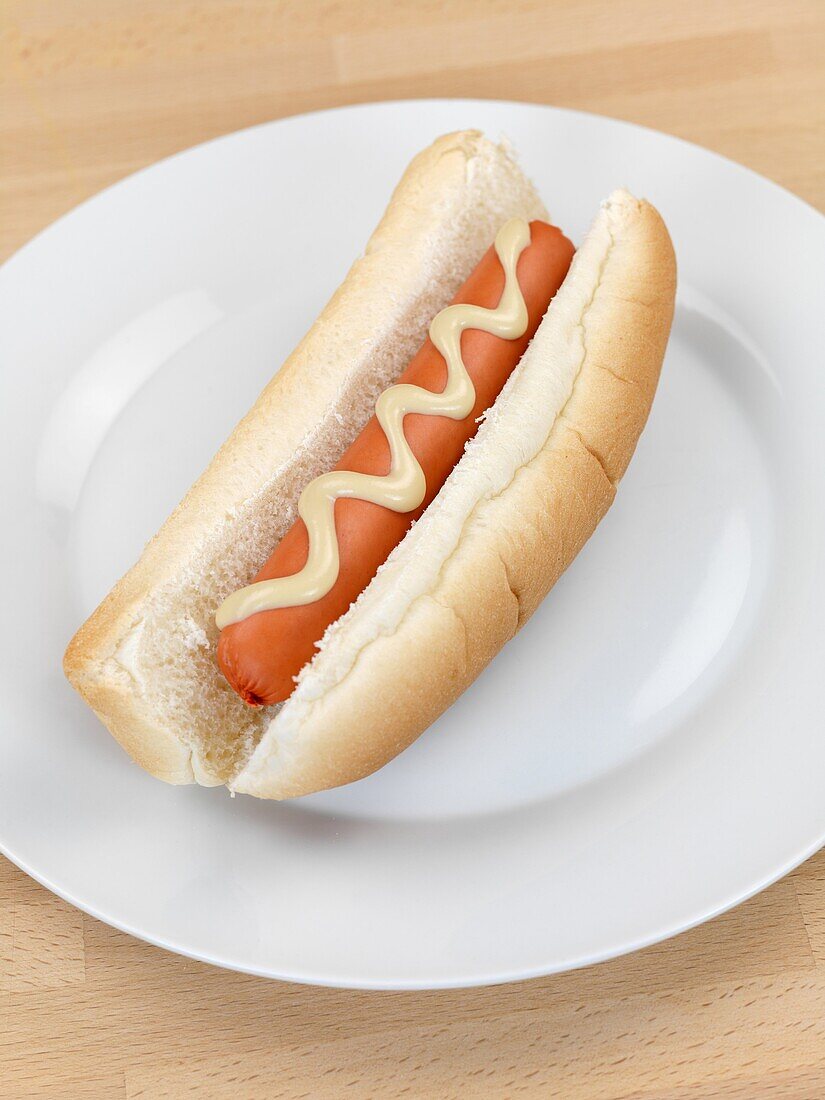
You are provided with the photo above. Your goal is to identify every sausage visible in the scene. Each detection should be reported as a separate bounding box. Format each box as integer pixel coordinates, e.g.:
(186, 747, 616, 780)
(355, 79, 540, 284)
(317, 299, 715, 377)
(218, 220, 575, 705)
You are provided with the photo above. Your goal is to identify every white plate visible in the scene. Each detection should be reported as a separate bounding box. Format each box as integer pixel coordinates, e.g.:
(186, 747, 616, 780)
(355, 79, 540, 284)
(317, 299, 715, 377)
(1, 100, 823, 990)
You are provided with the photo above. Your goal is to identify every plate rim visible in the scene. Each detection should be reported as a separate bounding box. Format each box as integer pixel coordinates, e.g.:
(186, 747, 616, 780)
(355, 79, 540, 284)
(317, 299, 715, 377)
(1, 820, 823, 991)
(2, 96, 823, 279)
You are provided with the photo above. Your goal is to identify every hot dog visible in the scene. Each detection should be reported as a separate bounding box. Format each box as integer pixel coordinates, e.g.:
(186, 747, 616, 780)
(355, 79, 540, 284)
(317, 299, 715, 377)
(64, 130, 676, 799)
(217, 222, 575, 706)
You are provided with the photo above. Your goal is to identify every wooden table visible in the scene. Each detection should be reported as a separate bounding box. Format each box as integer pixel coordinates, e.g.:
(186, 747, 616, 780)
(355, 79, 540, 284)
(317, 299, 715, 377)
(2, 2, 824, 1096)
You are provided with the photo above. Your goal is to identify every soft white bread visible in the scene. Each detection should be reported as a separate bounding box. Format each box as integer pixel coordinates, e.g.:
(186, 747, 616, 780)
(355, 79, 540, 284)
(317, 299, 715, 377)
(63, 130, 549, 786)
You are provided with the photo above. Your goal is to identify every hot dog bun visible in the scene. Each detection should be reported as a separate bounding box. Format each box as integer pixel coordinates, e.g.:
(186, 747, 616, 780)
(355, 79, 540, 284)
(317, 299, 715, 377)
(64, 130, 676, 798)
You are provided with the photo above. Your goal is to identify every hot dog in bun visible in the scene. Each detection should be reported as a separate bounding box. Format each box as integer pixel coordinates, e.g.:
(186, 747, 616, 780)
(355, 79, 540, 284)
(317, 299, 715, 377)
(64, 130, 676, 798)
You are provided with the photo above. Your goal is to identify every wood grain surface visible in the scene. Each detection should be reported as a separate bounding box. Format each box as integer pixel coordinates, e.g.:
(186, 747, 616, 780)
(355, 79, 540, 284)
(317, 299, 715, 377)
(2, 1, 824, 1097)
